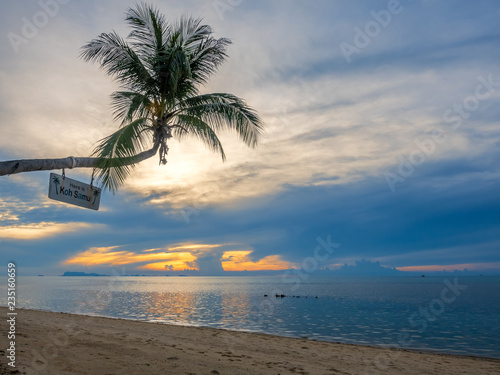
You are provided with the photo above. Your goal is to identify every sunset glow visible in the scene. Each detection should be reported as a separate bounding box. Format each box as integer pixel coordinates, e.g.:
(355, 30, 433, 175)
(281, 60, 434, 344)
(63, 245, 295, 272)
(64, 246, 195, 267)
(221, 251, 294, 272)
(138, 256, 197, 271)
(1, 1, 499, 278)
(0, 222, 98, 240)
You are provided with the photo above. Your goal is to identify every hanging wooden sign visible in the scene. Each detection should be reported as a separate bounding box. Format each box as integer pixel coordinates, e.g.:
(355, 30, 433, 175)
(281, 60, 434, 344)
(48, 173, 101, 211)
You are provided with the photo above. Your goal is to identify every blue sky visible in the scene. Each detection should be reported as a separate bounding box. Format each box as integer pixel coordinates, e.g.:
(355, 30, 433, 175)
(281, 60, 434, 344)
(0, 0, 499, 275)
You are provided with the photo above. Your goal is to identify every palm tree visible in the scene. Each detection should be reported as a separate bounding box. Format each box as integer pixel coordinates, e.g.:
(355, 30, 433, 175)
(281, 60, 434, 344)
(81, 3, 263, 192)
(52, 175, 60, 194)
(92, 189, 101, 205)
(0, 3, 263, 193)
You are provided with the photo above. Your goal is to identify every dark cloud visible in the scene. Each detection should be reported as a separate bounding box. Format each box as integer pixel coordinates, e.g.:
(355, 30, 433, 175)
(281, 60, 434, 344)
(3, 147, 500, 274)
(1, 0, 500, 275)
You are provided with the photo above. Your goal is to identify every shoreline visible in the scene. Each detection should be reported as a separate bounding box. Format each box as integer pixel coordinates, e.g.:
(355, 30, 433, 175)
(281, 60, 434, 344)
(7, 306, 500, 362)
(2, 307, 500, 375)
(6, 306, 499, 361)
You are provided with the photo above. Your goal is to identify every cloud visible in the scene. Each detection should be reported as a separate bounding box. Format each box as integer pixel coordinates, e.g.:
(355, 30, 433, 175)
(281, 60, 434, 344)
(64, 245, 196, 268)
(221, 251, 294, 272)
(122, 65, 500, 211)
(63, 243, 295, 274)
(0, 222, 99, 240)
(1, 0, 500, 275)
(398, 262, 500, 273)
(2, 0, 500, 214)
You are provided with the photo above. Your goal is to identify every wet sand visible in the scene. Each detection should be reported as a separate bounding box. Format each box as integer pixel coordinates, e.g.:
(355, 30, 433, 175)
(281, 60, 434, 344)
(1, 307, 499, 375)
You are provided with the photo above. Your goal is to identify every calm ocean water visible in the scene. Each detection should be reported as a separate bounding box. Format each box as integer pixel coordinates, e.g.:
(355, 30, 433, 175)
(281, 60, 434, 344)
(2, 275, 499, 358)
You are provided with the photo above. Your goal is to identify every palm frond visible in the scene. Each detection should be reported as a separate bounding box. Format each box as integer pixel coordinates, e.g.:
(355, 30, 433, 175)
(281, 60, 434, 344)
(92, 118, 153, 192)
(80, 31, 156, 94)
(164, 47, 193, 103)
(110, 91, 153, 124)
(176, 17, 208, 49)
(179, 94, 264, 147)
(172, 17, 231, 86)
(174, 114, 226, 160)
(126, 2, 168, 57)
(189, 36, 231, 86)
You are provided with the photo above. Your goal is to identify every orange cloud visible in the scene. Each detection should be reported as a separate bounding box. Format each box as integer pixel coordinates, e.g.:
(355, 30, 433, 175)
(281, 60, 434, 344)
(64, 246, 193, 266)
(64, 244, 295, 272)
(137, 243, 224, 270)
(63, 243, 220, 270)
(221, 250, 294, 271)
(0, 222, 99, 240)
(138, 253, 197, 271)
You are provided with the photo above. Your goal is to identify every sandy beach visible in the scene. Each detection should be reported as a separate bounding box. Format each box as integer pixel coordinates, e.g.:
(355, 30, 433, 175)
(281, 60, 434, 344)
(1, 307, 499, 375)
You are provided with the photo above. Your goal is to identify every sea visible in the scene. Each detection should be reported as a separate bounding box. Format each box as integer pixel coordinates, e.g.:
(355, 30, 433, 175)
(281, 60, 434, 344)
(2, 275, 500, 359)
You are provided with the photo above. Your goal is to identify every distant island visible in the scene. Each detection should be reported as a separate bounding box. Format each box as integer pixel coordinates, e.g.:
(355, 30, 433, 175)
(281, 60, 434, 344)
(62, 271, 108, 277)
(61, 272, 174, 277)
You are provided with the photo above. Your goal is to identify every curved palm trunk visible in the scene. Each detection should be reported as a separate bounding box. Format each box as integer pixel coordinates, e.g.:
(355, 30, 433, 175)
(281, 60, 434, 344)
(0, 143, 159, 177)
